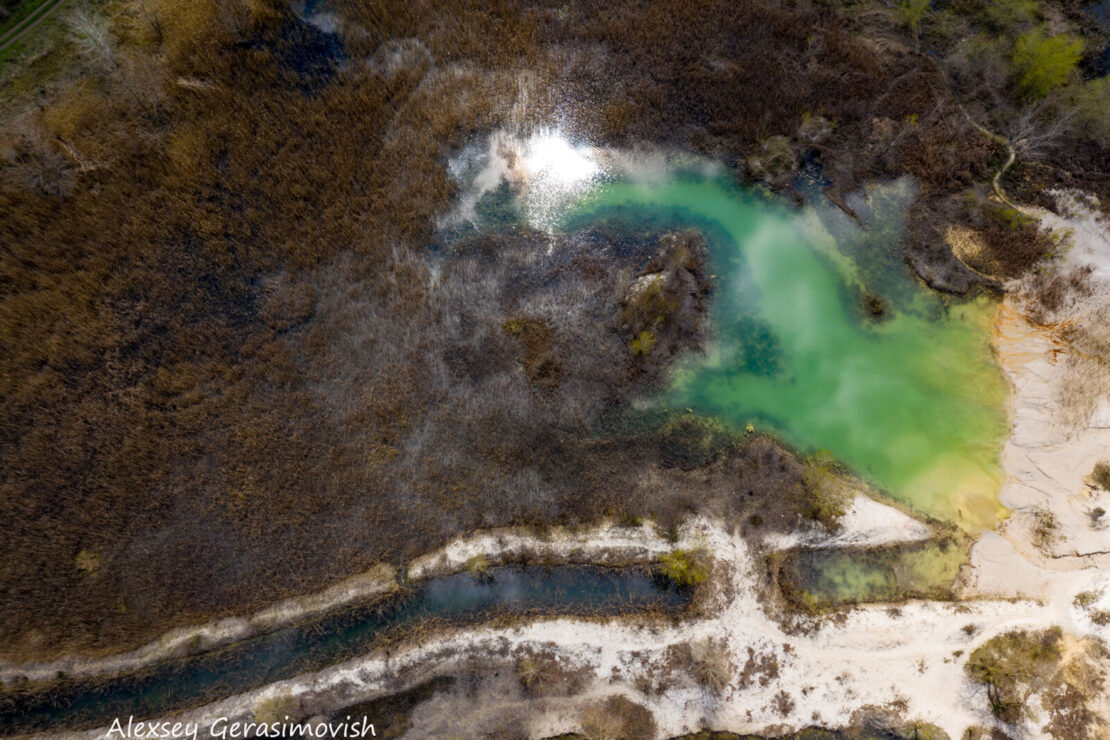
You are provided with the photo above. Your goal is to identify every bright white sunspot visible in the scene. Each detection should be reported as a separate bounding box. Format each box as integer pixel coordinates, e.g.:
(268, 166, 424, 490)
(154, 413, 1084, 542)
(441, 128, 604, 233)
(521, 129, 600, 186)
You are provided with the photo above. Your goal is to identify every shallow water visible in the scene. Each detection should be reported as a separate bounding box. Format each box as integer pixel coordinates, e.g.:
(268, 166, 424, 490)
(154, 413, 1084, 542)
(0, 566, 684, 734)
(567, 176, 1009, 532)
(782, 540, 966, 607)
(1088, 0, 1110, 29)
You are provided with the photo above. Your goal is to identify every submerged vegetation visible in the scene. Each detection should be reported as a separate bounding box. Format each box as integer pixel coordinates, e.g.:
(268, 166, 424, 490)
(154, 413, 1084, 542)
(776, 536, 967, 611)
(0, 0, 1106, 662)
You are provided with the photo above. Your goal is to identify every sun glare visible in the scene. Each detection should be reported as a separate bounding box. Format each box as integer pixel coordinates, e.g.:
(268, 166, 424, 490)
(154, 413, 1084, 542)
(522, 130, 600, 185)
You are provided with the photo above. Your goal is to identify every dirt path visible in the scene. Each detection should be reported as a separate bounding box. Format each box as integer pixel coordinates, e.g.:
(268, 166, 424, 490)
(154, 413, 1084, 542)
(0, 0, 67, 56)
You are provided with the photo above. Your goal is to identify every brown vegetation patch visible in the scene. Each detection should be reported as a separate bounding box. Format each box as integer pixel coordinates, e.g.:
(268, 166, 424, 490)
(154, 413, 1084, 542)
(2, 0, 1107, 660)
(580, 694, 657, 740)
(502, 317, 561, 393)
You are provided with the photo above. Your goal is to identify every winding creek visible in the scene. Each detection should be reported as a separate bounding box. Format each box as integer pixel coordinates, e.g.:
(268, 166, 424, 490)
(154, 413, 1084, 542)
(0, 566, 686, 734)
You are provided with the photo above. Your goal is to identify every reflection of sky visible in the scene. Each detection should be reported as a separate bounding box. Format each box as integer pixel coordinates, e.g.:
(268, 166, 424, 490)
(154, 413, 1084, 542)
(519, 129, 603, 231)
(445, 129, 604, 232)
(524, 130, 600, 185)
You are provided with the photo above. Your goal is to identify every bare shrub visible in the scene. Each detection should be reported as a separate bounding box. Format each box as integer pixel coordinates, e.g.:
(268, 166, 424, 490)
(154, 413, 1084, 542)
(738, 646, 780, 689)
(1089, 462, 1110, 491)
(771, 689, 795, 717)
(66, 7, 116, 69)
(1055, 309, 1110, 433)
(688, 638, 733, 694)
(580, 695, 656, 740)
(515, 655, 545, 691)
(1030, 509, 1060, 552)
(1019, 264, 1093, 324)
(965, 627, 1063, 724)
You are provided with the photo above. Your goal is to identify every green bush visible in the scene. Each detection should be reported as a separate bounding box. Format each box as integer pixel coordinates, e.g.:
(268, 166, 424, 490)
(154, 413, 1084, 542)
(658, 549, 709, 587)
(1012, 29, 1083, 99)
(630, 330, 656, 356)
(898, 0, 930, 31)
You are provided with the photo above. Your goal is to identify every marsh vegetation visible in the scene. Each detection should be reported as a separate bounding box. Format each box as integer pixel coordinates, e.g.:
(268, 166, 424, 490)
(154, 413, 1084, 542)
(0, 0, 1107, 663)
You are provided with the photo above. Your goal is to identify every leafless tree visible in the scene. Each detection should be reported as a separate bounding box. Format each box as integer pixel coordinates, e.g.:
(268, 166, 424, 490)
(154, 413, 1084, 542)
(5, 114, 75, 197)
(1006, 99, 1076, 160)
(65, 6, 116, 69)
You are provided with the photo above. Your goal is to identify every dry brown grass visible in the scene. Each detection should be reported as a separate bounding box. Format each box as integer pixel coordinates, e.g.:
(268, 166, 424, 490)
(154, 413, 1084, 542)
(579, 695, 656, 740)
(1, 0, 1106, 659)
(688, 638, 733, 694)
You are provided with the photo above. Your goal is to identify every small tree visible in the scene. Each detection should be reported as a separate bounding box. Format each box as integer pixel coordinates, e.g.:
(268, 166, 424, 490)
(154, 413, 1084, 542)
(66, 7, 116, 69)
(898, 0, 930, 32)
(965, 627, 1063, 724)
(1012, 29, 1083, 99)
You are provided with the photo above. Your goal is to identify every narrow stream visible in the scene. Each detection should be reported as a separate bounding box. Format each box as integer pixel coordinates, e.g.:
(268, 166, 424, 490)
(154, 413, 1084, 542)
(0, 566, 686, 735)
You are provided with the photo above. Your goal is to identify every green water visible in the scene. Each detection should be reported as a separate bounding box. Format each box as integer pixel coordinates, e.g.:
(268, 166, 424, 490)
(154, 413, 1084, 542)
(783, 540, 967, 607)
(567, 176, 1008, 531)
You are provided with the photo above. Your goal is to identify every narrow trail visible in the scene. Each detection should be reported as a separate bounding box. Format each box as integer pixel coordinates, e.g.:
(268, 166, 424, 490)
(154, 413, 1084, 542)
(958, 103, 1021, 211)
(928, 56, 1024, 213)
(0, 0, 67, 56)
